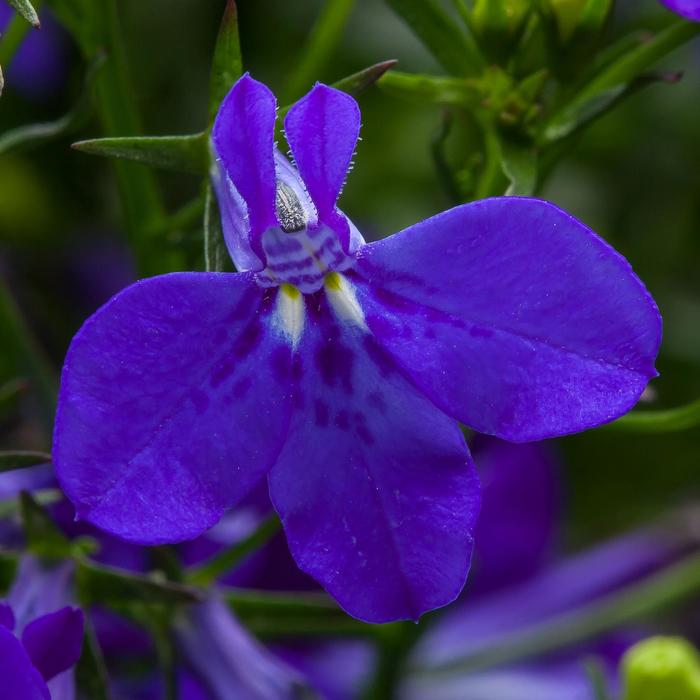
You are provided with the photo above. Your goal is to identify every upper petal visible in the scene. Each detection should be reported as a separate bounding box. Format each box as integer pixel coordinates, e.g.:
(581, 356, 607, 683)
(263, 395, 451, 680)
(658, 0, 700, 20)
(22, 607, 84, 682)
(284, 84, 360, 246)
(0, 626, 50, 700)
(212, 74, 278, 266)
(268, 296, 480, 623)
(354, 197, 662, 442)
(53, 272, 294, 544)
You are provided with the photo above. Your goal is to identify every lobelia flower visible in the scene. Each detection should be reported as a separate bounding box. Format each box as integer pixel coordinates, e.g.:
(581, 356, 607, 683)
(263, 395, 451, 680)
(0, 557, 84, 700)
(658, 0, 700, 20)
(53, 74, 661, 623)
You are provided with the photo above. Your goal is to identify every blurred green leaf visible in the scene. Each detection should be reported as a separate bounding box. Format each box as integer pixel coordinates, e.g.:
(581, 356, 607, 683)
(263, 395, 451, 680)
(0, 278, 57, 438)
(0, 450, 51, 472)
(0, 54, 103, 155)
(387, 0, 484, 76)
(75, 620, 112, 700)
(499, 140, 537, 195)
(378, 71, 480, 107)
(187, 513, 280, 586)
(0, 489, 62, 519)
(203, 185, 228, 273)
(543, 20, 700, 142)
(6, 0, 40, 27)
(0, 378, 27, 417)
(20, 491, 72, 558)
(284, 0, 356, 102)
(209, 0, 243, 122)
(72, 132, 208, 174)
(431, 111, 462, 204)
(0, 553, 18, 594)
(604, 397, 700, 434)
(584, 658, 613, 700)
(76, 560, 202, 606)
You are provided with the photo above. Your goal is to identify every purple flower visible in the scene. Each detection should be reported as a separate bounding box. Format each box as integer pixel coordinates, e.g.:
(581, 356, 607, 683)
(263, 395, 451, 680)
(1, 558, 84, 700)
(53, 75, 661, 623)
(658, 0, 700, 20)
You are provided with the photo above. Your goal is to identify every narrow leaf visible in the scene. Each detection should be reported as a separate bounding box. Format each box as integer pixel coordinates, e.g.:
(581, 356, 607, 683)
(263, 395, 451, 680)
(6, 0, 40, 27)
(0, 450, 51, 472)
(75, 620, 112, 700)
(603, 396, 700, 434)
(187, 513, 280, 586)
(278, 60, 397, 119)
(543, 20, 700, 143)
(378, 70, 481, 107)
(0, 54, 103, 155)
(203, 185, 228, 272)
(386, 0, 484, 76)
(76, 560, 202, 606)
(284, 0, 356, 102)
(209, 0, 243, 121)
(72, 132, 208, 174)
(20, 491, 72, 558)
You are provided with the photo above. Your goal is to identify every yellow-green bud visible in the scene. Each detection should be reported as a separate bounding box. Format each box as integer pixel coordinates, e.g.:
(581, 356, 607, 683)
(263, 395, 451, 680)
(622, 637, 700, 700)
(546, 0, 612, 43)
(470, 0, 534, 59)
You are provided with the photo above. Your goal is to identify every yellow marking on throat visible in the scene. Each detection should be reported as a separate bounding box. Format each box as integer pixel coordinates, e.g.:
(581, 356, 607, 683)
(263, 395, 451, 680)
(281, 283, 301, 300)
(324, 272, 367, 330)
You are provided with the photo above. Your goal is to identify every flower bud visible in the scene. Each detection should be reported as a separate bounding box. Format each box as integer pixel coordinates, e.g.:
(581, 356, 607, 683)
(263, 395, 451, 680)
(546, 0, 612, 44)
(469, 0, 534, 60)
(622, 637, 700, 700)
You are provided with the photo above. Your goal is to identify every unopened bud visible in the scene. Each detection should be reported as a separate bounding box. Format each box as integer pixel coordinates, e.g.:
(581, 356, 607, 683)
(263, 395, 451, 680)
(546, 0, 612, 43)
(622, 637, 700, 700)
(470, 0, 534, 60)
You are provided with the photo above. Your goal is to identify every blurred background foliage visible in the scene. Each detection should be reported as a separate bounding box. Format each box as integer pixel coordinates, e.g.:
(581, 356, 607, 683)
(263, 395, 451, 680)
(0, 0, 699, 554)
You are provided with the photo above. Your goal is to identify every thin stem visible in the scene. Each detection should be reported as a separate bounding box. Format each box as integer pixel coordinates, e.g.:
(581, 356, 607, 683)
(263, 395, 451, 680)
(0, 277, 57, 440)
(186, 514, 281, 586)
(413, 552, 700, 678)
(283, 0, 356, 103)
(604, 397, 700, 434)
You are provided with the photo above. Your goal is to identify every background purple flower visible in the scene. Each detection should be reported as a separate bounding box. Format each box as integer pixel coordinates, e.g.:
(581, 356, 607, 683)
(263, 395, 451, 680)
(658, 0, 700, 20)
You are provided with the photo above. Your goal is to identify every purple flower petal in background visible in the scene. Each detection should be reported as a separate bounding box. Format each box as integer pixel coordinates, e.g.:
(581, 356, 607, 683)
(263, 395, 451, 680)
(658, 0, 700, 20)
(174, 596, 307, 700)
(22, 607, 84, 682)
(54, 74, 661, 622)
(469, 437, 559, 594)
(0, 6, 67, 99)
(0, 625, 50, 700)
(0, 601, 15, 629)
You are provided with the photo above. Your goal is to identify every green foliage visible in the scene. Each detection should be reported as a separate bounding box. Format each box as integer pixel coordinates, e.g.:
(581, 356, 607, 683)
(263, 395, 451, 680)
(208, 0, 243, 122)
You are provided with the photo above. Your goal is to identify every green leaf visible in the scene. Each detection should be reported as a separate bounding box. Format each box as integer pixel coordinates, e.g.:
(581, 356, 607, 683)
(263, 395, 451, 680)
(75, 620, 112, 700)
(20, 491, 72, 558)
(542, 19, 700, 143)
(6, 0, 40, 27)
(603, 396, 700, 434)
(584, 658, 614, 700)
(0, 552, 18, 595)
(0, 378, 28, 417)
(331, 59, 398, 96)
(386, 0, 484, 76)
(76, 560, 202, 607)
(0, 54, 103, 155)
(0, 450, 51, 472)
(378, 71, 481, 107)
(0, 278, 57, 439)
(72, 132, 209, 174)
(283, 0, 356, 102)
(187, 514, 280, 586)
(209, 0, 243, 122)
(499, 140, 537, 196)
(203, 185, 229, 273)
(278, 60, 397, 119)
(0, 489, 62, 519)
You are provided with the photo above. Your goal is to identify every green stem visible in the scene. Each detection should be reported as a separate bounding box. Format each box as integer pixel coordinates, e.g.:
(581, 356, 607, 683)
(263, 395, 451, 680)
(0, 277, 57, 440)
(474, 119, 505, 200)
(186, 514, 281, 586)
(413, 552, 700, 679)
(604, 397, 700, 433)
(283, 0, 356, 103)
